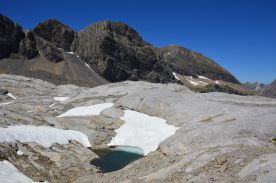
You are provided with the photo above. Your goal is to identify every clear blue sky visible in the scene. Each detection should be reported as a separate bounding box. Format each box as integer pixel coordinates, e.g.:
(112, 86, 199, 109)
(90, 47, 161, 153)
(1, 0, 275, 83)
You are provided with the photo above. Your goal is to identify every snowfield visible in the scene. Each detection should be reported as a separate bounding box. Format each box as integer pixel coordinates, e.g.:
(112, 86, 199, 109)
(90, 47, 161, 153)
(108, 110, 179, 155)
(58, 103, 113, 117)
(0, 160, 36, 183)
(0, 125, 91, 148)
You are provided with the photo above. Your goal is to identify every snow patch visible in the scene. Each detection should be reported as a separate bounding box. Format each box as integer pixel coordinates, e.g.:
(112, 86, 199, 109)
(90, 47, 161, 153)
(54, 97, 69, 102)
(17, 150, 24, 156)
(108, 110, 179, 155)
(0, 160, 36, 183)
(48, 103, 55, 108)
(66, 51, 74, 54)
(215, 80, 220, 84)
(7, 93, 16, 99)
(0, 125, 91, 148)
(84, 62, 93, 71)
(172, 72, 180, 81)
(197, 75, 209, 80)
(58, 103, 113, 117)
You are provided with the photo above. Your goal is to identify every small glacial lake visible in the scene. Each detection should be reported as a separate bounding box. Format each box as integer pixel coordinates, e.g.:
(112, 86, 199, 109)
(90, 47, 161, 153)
(91, 146, 144, 173)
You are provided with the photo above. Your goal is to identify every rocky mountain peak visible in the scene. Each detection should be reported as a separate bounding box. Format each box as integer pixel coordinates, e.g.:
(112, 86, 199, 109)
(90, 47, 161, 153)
(33, 18, 75, 51)
(74, 20, 173, 83)
(80, 20, 147, 47)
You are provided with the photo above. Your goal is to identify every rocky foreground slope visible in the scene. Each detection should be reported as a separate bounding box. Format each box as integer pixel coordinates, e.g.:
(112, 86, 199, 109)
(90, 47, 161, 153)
(0, 74, 276, 183)
(0, 14, 252, 95)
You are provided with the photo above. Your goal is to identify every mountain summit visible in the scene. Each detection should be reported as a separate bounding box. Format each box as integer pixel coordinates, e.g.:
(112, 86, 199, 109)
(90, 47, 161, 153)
(0, 14, 251, 95)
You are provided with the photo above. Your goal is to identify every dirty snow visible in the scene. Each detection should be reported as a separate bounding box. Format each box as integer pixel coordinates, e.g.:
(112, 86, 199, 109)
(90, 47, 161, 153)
(58, 103, 113, 117)
(54, 97, 69, 102)
(0, 160, 35, 183)
(0, 125, 91, 148)
(172, 72, 180, 80)
(7, 93, 16, 99)
(108, 110, 179, 155)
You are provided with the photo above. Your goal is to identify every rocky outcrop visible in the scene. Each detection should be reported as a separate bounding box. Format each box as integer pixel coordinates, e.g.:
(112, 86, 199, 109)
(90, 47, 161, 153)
(0, 14, 24, 59)
(73, 20, 175, 83)
(262, 79, 276, 98)
(19, 30, 38, 59)
(35, 36, 64, 62)
(33, 19, 75, 51)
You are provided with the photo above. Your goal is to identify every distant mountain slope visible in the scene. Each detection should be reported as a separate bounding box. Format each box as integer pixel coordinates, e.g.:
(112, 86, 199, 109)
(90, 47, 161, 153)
(157, 44, 239, 83)
(245, 80, 276, 98)
(0, 14, 252, 95)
